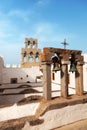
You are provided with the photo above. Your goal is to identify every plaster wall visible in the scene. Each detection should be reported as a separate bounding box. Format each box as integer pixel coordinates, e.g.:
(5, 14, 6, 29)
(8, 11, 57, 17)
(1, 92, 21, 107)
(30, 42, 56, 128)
(51, 54, 87, 93)
(22, 103, 87, 130)
(83, 54, 87, 91)
(0, 57, 4, 84)
(2, 66, 42, 84)
(0, 102, 40, 122)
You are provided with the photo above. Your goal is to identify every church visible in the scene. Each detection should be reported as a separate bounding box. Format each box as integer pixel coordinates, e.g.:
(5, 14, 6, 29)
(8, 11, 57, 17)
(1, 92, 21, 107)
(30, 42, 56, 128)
(0, 38, 87, 129)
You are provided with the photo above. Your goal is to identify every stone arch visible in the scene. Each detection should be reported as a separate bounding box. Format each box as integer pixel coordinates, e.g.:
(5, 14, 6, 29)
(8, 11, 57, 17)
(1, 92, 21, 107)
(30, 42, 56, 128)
(41, 47, 83, 100)
(32, 41, 36, 48)
(36, 52, 39, 62)
(29, 52, 34, 62)
(24, 51, 26, 62)
(28, 40, 30, 48)
(51, 52, 61, 72)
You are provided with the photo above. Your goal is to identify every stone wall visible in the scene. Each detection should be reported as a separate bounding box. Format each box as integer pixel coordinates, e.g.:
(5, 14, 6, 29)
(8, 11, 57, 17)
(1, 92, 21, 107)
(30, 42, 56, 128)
(2, 66, 42, 84)
(0, 56, 4, 84)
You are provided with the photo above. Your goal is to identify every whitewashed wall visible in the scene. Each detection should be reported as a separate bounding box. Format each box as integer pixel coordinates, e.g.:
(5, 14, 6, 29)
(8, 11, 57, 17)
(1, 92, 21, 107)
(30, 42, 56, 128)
(51, 54, 87, 93)
(0, 56, 4, 84)
(83, 54, 87, 91)
(0, 54, 87, 91)
(2, 66, 42, 84)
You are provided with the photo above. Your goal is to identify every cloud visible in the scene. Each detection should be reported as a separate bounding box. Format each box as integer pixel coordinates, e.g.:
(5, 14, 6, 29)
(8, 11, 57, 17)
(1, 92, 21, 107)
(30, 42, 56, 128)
(8, 9, 31, 22)
(0, 42, 22, 65)
(36, 0, 50, 6)
(29, 22, 75, 48)
(0, 7, 75, 64)
(0, 9, 29, 44)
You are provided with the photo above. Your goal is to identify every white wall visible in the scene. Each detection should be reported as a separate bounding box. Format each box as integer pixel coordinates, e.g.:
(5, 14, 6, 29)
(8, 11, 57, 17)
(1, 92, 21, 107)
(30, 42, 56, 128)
(2, 66, 42, 84)
(22, 103, 87, 130)
(51, 54, 87, 94)
(0, 56, 4, 84)
(1, 54, 87, 92)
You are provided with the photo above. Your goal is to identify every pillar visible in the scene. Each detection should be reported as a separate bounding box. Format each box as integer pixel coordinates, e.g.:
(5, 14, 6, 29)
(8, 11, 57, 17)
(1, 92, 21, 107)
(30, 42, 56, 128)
(26, 53, 29, 62)
(21, 53, 24, 63)
(61, 61, 68, 98)
(34, 54, 36, 62)
(42, 62, 51, 100)
(25, 42, 27, 48)
(75, 62, 83, 96)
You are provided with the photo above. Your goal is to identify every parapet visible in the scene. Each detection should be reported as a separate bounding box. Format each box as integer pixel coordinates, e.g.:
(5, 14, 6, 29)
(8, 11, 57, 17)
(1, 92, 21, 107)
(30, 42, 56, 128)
(5, 64, 21, 68)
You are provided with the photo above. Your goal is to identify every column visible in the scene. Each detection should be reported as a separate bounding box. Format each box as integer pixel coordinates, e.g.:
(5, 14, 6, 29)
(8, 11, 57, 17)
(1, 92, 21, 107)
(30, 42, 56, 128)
(26, 53, 29, 62)
(42, 62, 51, 100)
(25, 42, 27, 48)
(34, 53, 36, 62)
(30, 40, 32, 48)
(21, 53, 24, 64)
(61, 61, 68, 98)
(75, 62, 83, 96)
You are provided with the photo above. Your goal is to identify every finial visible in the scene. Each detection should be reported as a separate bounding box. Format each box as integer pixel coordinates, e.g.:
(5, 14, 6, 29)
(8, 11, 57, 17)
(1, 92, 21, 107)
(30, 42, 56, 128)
(61, 39, 68, 49)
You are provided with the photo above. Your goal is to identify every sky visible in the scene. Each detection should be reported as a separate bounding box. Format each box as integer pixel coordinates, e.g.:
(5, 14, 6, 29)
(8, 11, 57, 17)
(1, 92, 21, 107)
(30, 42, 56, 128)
(0, 0, 87, 65)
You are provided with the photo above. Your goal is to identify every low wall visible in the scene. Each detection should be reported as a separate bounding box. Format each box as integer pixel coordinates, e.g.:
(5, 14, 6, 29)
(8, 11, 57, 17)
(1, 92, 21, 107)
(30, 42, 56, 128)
(22, 101, 87, 130)
(0, 95, 87, 130)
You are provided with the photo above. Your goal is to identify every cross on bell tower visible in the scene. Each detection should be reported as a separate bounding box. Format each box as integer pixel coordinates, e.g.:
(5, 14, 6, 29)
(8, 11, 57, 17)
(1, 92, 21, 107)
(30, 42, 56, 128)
(61, 39, 68, 49)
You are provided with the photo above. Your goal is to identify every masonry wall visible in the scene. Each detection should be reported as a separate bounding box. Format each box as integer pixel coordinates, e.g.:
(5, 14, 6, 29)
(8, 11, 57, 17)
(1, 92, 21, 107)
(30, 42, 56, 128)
(0, 57, 4, 84)
(22, 103, 87, 130)
(83, 54, 87, 91)
(2, 66, 42, 84)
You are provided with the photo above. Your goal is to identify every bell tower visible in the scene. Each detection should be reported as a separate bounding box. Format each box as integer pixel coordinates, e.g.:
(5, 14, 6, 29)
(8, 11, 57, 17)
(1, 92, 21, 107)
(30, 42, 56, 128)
(21, 38, 41, 68)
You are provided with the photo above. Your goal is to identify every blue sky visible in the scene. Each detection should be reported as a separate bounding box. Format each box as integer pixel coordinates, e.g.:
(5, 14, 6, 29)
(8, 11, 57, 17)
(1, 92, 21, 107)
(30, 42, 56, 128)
(0, 0, 87, 65)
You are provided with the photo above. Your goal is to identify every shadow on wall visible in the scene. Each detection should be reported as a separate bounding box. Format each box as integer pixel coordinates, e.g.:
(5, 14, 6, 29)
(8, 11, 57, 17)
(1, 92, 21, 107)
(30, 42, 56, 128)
(0, 83, 43, 107)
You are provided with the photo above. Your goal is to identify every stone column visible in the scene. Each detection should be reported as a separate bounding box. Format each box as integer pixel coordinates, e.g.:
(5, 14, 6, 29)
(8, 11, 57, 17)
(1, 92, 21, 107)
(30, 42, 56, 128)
(25, 42, 27, 48)
(42, 62, 51, 100)
(34, 54, 36, 62)
(30, 41, 32, 48)
(61, 61, 68, 98)
(75, 62, 83, 96)
(21, 53, 24, 63)
(35, 43, 37, 49)
(26, 53, 29, 62)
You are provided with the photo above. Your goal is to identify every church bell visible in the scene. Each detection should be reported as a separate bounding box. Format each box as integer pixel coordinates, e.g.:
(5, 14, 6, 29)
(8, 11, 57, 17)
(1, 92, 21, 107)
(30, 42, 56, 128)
(53, 62, 61, 72)
(69, 53, 77, 73)
(52, 55, 61, 72)
(69, 63, 77, 73)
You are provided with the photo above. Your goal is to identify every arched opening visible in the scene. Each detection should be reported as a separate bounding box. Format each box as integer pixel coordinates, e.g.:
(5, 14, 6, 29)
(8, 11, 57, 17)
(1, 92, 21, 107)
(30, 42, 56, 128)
(36, 52, 39, 62)
(24, 51, 26, 62)
(51, 52, 61, 72)
(28, 41, 30, 48)
(29, 52, 34, 62)
(32, 41, 36, 48)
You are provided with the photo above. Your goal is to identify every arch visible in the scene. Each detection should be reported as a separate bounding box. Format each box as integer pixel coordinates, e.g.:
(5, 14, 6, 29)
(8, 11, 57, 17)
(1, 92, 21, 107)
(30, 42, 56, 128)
(32, 41, 36, 48)
(51, 52, 61, 72)
(29, 52, 34, 62)
(41, 47, 83, 100)
(24, 51, 26, 62)
(28, 40, 30, 48)
(36, 52, 39, 62)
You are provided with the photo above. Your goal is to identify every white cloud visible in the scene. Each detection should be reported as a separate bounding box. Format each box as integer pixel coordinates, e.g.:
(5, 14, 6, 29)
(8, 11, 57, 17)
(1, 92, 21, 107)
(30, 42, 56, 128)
(0, 42, 22, 65)
(0, 8, 75, 64)
(8, 9, 31, 22)
(36, 0, 50, 6)
(30, 22, 75, 48)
